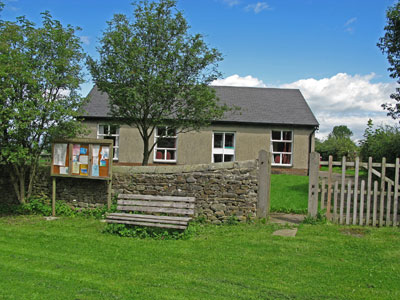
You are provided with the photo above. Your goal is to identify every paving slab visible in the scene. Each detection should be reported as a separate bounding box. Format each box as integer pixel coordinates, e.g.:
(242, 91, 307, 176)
(269, 213, 305, 225)
(272, 228, 298, 237)
(44, 217, 59, 221)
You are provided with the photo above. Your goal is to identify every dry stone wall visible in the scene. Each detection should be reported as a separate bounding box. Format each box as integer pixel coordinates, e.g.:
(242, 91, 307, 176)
(0, 160, 259, 223)
(113, 160, 259, 224)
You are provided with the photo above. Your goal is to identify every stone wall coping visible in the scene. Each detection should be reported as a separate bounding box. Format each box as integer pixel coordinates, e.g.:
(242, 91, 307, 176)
(112, 160, 258, 174)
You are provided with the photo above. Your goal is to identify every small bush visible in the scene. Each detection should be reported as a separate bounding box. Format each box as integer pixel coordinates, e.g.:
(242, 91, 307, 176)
(226, 214, 239, 225)
(2, 194, 116, 219)
(302, 211, 327, 225)
(104, 222, 201, 240)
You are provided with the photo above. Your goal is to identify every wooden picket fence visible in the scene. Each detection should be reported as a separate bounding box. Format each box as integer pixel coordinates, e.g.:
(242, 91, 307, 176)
(308, 153, 400, 227)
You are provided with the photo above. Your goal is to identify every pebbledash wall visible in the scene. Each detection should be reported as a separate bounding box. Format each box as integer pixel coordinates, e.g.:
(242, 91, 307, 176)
(0, 160, 259, 223)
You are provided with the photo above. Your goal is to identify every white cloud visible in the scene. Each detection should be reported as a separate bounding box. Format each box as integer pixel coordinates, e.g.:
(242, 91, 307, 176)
(245, 2, 270, 14)
(344, 17, 357, 27)
(344, 17, 357, 34)
(222, 0, 240, 7)
(212, 74, 267, 87)
(280, 73, 399, 140)
(80, 36, 90, 45)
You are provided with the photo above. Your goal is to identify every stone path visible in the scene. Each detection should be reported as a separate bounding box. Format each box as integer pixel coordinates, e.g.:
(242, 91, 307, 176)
(269, 213, 305, 225)
(272, 228, 298, 237)
(269, 213, 305, 237)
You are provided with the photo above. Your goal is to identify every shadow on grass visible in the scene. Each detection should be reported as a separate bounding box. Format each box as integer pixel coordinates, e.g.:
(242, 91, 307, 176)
(287, 183, 308, 193)
(0, 203, 20, 217)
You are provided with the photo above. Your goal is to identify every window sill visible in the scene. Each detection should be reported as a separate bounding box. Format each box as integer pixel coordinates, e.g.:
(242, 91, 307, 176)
(272, 164, 293, 168)
(153, 160, 177, 164)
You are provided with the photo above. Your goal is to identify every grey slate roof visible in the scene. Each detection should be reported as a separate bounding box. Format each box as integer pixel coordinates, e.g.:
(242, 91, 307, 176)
(83, 85, 319, 127)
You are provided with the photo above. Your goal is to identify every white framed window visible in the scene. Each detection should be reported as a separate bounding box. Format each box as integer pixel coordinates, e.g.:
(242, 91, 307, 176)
(212, 132, 235, 163)
(271, 130, 292, 166)
(97, 124, 120, 160)
(154, 127, 177, 163)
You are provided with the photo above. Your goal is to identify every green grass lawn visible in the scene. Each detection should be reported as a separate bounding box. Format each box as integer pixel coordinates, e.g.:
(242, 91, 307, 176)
(320, 166, 368, 177)
(1, 216, 399, 300)
(271, 174, 308, 214)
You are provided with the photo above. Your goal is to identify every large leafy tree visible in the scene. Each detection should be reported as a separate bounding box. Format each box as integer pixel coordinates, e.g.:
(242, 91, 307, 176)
(0, 12, 86, 204)
(88, 0, 230, 165)
(360, 119, 400, 163)
(378, 1, 400, 119)
(316, 125, 358, 161)
(329, 125, 353, 139)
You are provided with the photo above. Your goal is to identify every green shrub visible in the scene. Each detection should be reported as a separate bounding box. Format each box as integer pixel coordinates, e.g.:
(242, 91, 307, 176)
(302, 211, 327, 225)
(104, 222, 201, 240)
(1, 193, 117, 219)
(226, 214, 239, 225)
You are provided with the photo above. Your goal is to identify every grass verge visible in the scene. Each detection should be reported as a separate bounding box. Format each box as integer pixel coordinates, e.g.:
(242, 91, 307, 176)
(1, 216, 399, 299)
(270, 174, 308, 214)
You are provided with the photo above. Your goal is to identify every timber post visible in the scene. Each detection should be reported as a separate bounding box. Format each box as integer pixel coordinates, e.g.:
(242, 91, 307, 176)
(52, 177, 56, 217)
(107, 179, 112, 210)
(308, 152, 320, 217)
(257, 150, 271, 219)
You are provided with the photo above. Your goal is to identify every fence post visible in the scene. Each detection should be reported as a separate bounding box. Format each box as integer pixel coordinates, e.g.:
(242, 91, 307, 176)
(257, 150, 271, 219)
(326, 155, 333, 220)
(308, 152, 320, 217)
(393, 158, 399, 226)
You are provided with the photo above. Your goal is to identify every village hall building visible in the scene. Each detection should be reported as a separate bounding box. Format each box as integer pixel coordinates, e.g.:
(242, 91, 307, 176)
(82, 85, 319, 175)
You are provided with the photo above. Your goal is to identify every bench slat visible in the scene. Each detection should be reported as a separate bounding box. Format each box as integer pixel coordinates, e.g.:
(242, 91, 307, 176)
(107, 213, 192, 222)
(118, 200, 195, 209)
(117, 205, 194, 215)
(118, 194, 195, 203)
(106, 219, 187, 230)
(106, 215, 189, 225)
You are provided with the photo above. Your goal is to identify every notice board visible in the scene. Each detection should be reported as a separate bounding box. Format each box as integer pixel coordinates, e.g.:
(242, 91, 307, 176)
(51, 138, 113, 180)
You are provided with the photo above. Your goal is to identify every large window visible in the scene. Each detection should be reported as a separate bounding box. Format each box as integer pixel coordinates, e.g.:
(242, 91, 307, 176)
(154, 127, 177, 163)
(212, 132, 235, 163)
(271, 130, 292, 166)
(97, 124, 120, 160)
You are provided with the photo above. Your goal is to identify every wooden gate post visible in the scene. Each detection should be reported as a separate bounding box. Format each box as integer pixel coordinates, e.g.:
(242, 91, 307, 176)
(257, 150, 271, 219)
(308, 152, 320, 217)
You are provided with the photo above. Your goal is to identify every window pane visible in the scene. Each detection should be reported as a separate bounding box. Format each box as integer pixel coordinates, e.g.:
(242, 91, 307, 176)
(113, 148, 119, 160)
(98, 125, 106, 135)
(225, 133, 234, 148)
(110, 125, 118, 135)
(283, 131, 292, 140)
(156, 150, 164, 160)
(224, 154, 234, 162)
(272, 131, 281, 140)
(157, 127, 166, 137)
(157, 137, 176, 148)
(282, 154, 291, 164)
(167, 128, 176, 136)
(273, 154, 281, 164)
(166, 150, 176, 160)
(214, 133, 223, 148)
(214, 154, 223, 163)
(273, 142, 291, 152)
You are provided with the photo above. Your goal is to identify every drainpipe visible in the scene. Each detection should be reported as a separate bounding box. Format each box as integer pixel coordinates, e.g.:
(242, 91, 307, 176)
(308, 126, 318, 175)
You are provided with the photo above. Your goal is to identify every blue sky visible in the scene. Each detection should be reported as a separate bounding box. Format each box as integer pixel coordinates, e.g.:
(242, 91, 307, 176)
(2, 0, 399, 139)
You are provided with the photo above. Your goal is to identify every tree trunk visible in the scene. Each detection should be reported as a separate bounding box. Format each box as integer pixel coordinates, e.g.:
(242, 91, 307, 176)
(19, 172, 26, 204)
(10, 169, 22, 204)
(142, 135, 151, 166)
(10, 165, 26, 204)
(27, 163, 38, 199)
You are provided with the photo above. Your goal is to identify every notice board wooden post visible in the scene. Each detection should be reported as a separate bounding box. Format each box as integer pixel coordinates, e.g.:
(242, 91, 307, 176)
(51, 138, 113, 216)
(52, 177, 56, 217)
(107, 179, 112, 209)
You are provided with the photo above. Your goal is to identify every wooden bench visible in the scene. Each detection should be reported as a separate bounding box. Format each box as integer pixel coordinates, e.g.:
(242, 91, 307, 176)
(106, 194, 195, 230)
